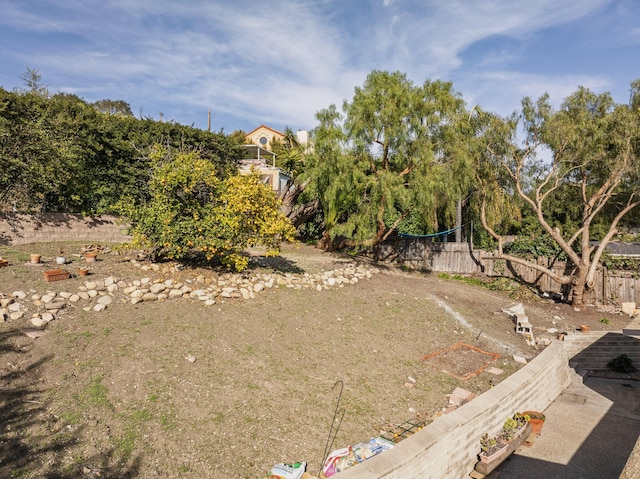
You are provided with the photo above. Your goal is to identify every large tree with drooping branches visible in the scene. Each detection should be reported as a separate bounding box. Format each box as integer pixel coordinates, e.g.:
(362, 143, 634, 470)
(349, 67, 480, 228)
(476, 82, 640, 306)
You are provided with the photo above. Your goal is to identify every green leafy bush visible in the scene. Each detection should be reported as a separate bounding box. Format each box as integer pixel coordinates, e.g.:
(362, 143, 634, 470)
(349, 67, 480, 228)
(117, 146, 296, 270)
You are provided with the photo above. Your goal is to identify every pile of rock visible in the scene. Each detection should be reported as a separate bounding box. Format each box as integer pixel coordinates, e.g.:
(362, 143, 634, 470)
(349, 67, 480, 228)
(1, 263, 379, 329)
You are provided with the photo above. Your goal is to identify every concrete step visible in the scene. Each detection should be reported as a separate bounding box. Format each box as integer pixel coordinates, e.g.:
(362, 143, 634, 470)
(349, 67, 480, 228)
(564, 331, 640, 371)
(623, 318, 640, 337)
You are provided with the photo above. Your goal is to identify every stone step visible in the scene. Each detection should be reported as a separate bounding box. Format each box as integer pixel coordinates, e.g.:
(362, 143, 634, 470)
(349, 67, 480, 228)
(564, 333, 637, 342)
(623, 319, 640, 337)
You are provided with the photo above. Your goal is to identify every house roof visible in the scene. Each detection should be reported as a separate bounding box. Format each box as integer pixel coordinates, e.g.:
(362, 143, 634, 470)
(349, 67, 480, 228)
(245, 124, 285, 138)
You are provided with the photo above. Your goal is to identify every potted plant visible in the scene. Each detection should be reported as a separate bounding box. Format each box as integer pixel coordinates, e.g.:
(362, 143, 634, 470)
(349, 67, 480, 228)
(523, 410, 546, 434)
(84, 252, 98, 263)
(479, 433, 507, 463)
(499, 412, 530, 442)
(30, 253, 41, 264)
(56, 247, 66, 265)
(77, 267, 89, 277)
(477, 412, 533, 474)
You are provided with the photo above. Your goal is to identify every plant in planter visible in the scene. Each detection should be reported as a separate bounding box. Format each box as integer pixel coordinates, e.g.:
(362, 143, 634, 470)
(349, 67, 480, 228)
(499, 413, 528, 442)
(523, 410, 546, 434)
(56, 247, 66, 265)
(479, 433, 507, 463)
(477, 413, 533, 474)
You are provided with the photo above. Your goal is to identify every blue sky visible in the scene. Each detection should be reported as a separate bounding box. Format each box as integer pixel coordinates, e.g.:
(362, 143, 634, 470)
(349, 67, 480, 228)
(0, 0, 638, 134)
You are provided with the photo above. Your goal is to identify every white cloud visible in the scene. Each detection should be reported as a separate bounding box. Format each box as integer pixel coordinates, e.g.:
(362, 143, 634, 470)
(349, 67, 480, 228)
(0, 0, 633, 131)
(460, 71, 611, 117)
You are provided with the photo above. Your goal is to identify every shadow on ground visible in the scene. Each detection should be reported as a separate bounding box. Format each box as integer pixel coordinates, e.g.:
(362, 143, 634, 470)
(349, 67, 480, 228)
(489, 334, 640, 479)
(0, 329, 142, 478)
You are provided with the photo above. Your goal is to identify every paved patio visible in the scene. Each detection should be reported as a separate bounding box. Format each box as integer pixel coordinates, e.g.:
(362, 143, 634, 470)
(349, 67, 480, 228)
(488, 373, 640, 478)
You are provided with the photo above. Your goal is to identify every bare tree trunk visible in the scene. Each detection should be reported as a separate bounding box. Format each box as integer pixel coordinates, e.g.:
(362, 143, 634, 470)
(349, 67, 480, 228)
(288, 199, 321, 228)
(279, 178, 321, 228)
(570, 267, 589, 307)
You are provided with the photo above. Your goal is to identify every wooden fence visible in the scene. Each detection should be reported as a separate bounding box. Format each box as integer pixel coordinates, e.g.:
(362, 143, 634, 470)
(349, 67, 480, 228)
(373, 238, 639, 304)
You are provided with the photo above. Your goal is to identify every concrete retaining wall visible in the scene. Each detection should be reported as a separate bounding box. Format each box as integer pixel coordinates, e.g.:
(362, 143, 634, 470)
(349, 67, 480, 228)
(339, 340, 575, 479)
(0, 213, 131, 245)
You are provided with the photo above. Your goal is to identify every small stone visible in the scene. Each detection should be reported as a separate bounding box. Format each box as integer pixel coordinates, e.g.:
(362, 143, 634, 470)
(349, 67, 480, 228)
(513, 355, 528, 364)
(8, 303, 22, 312)
(93, 303, 107, 312)
(168, 289, 183, 299)
(69, 294, 81, 303)
(45, 300, 66, 310)
(12, 291, 27, 299)
(185, 354, 196, 363)
(149, 283, 166, 294)
(31, 316, 46, 327)
(42, 312, 55, 322)
(97, 296, 113, 306)
(41, 294, 54, 304)
(141, 292, 158, 302)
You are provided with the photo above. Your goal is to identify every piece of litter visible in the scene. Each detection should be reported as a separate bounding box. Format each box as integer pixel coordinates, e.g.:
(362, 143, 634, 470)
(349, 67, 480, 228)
(407, 376, 416, 383)
(185, 354, 196, 363)
(21, 328, 45, 339)
(448, 387, 475, 406)
(267, 461, 306, 479)
(485, 366, 504, 375)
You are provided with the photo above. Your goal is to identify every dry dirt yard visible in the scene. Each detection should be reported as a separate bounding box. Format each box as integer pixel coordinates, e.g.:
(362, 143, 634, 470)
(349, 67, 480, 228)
(0, 242, 627, 478)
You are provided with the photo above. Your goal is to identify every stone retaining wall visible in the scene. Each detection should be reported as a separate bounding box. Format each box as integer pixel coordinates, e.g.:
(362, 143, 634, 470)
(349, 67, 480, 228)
(339, 339, 576, 479)
(0, 213, 131, 245)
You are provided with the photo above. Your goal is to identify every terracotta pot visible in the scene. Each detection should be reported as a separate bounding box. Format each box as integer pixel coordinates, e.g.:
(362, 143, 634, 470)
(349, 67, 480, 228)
(77, 268, 89, 277)
(580, 324, 590, 332)
(523, 411, 545, 434)
(85, 253, 98, 263)
(30, 254, 41, 264)
(43, 269, 70, 282)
